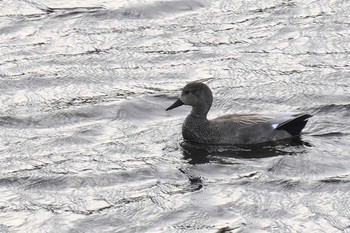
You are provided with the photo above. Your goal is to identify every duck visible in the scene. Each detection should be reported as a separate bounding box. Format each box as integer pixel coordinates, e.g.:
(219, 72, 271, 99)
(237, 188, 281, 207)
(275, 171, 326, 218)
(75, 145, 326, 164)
(166, 82, 312, 145)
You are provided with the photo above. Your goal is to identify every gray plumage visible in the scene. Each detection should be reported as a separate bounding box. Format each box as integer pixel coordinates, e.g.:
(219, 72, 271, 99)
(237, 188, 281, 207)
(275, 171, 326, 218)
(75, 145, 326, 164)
(166, 82, 312, 145)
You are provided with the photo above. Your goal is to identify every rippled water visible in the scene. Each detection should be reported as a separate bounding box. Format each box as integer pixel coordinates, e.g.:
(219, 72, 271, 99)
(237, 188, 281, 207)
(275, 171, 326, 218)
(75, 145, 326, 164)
(1, 0, 349, 232)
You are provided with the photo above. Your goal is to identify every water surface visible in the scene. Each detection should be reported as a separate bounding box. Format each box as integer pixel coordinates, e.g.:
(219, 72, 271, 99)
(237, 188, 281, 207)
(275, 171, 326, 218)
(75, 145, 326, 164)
(0, 0, 349, 232)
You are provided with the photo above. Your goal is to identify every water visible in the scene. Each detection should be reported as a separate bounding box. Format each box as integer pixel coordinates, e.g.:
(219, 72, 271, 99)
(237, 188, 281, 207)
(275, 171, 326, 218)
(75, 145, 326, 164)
(0, 0, 349, 232)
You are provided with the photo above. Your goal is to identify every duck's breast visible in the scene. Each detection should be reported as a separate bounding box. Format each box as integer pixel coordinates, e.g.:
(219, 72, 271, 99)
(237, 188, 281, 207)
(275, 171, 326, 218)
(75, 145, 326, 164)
(182, 115, 221, 144)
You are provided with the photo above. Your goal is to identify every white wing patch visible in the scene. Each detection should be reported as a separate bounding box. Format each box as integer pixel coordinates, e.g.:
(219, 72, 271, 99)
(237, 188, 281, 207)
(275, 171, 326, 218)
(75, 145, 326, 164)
(272, 123, 279, 129)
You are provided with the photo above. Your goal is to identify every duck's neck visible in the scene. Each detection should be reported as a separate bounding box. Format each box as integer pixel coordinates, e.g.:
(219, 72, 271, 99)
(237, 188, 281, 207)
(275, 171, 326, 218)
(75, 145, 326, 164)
(190, 104, 210, 119)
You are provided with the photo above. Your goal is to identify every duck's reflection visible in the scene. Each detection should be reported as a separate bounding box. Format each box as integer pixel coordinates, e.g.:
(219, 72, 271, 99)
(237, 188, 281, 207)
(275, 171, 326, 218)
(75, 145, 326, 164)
(181, 137, 310, 165)
(178, 137, 311, 192)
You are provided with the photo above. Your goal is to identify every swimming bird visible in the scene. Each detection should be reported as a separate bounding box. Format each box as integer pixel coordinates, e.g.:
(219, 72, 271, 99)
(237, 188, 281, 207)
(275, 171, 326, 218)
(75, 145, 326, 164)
(166, 82, 312, 145)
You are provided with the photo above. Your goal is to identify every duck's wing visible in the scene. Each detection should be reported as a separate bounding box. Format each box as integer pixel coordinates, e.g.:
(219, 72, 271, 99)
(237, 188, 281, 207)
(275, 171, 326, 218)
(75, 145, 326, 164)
(213, 113, 312, 135)
(213, 113, 273, 126)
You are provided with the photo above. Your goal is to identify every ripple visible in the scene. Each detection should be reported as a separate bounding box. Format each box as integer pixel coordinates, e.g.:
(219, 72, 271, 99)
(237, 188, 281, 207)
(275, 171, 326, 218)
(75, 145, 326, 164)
(0, 0, 45, 16)
(312, 103, 350, 114)
(0, 116, 29, 127)
(117, 0, 209, 19)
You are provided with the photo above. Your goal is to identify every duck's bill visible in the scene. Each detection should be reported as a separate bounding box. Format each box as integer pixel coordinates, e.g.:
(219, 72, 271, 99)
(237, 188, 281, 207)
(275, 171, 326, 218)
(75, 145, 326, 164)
(166, 99, 184, 111)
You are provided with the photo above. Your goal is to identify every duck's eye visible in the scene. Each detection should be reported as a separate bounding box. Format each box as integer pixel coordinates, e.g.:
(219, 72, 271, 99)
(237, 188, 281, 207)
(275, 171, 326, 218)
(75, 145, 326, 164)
(184, 89, 197, 94)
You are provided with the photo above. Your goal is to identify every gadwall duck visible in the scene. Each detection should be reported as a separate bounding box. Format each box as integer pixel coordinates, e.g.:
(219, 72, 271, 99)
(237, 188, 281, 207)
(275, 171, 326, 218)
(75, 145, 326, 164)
(166, 82, 312, 145)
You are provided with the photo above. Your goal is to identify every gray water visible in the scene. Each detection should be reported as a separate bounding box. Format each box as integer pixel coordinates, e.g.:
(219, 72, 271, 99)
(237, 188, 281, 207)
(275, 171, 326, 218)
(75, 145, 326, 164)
(1, 0, 350, 232)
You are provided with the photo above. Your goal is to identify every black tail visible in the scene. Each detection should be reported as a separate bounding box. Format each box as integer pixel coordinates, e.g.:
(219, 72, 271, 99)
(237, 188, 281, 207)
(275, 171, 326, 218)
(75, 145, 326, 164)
(276, 114, 312, 136)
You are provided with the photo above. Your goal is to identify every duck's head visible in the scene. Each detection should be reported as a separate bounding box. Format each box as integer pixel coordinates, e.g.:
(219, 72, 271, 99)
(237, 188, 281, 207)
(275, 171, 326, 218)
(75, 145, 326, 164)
(166, 82, 213, 118)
